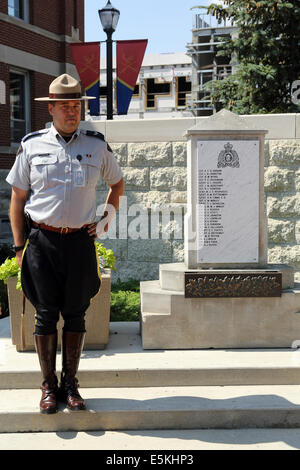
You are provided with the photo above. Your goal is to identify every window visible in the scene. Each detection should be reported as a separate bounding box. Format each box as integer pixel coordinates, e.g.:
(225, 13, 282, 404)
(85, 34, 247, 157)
(0, 81, 5, 105)
(73, 0, 78, 28)
(8, 0, 23, 18)
(10, 70, 30, 143)
(133, 84, 140, 97)
(146, 78, 171, 109)
(176, 76, 192, 108)
(100, 85, 107, 98)
(8, 0, 29, 21)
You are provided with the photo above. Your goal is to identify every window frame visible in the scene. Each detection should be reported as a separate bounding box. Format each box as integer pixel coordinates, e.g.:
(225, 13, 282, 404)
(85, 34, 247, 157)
(9, 68, 31, 145)
(8, 0, 30, 22)
(0, 80, 6, 105)
(145, 78, 172, 111)
(132, 84, 140, 98)
(175, 76, 192, 109)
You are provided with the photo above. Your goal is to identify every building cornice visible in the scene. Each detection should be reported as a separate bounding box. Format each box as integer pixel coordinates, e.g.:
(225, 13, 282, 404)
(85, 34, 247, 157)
(0, 45, 79, 79)
(0, 12, 80, 44)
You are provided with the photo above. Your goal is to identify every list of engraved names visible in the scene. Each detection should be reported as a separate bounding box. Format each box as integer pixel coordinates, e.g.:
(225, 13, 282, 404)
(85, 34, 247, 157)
(197, 140, 259, 263)
(198, 169, 227, 247)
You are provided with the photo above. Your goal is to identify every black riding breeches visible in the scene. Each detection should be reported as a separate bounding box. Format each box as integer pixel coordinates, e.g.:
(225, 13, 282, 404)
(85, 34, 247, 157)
(21, 227, 101, 335)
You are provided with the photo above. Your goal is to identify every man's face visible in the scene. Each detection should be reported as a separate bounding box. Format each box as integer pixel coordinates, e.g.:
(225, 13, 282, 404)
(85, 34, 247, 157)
(48, 100, 82, 136)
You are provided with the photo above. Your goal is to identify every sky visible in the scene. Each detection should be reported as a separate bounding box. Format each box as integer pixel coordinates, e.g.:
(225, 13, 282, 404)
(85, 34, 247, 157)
(84, 0, 221, 55)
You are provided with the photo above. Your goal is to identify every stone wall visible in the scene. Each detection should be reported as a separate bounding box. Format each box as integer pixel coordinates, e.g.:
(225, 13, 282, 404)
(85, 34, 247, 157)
(265, 140, 300, 281)
(0, 114, 299, 283)
(96, 141, 188, 283)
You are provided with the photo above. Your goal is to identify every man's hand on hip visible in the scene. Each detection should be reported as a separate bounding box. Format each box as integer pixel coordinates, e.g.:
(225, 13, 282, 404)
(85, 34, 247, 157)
(86, 222, 98, 240)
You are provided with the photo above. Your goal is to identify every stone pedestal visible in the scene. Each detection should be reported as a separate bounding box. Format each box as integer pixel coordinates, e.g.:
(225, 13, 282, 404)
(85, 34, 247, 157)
(140, 110, 300, 349)
(140, 263, 300, 349)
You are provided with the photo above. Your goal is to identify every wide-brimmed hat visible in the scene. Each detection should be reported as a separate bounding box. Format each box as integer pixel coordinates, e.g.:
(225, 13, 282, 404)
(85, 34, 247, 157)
(35, 73, 95, 101)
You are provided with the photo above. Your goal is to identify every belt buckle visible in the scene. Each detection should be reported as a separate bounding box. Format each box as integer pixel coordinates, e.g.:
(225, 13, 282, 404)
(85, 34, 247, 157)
(61, 227, 69, 234)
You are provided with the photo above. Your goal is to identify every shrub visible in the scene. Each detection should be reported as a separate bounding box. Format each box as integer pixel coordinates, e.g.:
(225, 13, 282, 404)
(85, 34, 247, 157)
(95, 242, 116, 271)
(110, 279, 140, 322)
(0, 244, 17, 318)
(0, 256, 22, 289)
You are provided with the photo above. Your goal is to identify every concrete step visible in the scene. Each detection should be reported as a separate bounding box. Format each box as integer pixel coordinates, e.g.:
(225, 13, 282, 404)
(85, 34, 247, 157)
(2, 385, 300, 433)
(2, 319, 300, 389)
(3, 318, 300, 438)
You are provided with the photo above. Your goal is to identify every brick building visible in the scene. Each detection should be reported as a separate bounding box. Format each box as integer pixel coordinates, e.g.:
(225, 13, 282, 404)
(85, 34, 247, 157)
(0, 0, 84, 169)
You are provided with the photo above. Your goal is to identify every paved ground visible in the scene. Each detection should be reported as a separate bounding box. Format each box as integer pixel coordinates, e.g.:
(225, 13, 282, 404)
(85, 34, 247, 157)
(1, 429, 300, 450)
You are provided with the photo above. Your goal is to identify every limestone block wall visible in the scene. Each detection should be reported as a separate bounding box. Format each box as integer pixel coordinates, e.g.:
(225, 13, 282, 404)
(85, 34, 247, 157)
(96, 140, 188, 283)
(264, 140, 300, 281)
(0, 114, 299, 283)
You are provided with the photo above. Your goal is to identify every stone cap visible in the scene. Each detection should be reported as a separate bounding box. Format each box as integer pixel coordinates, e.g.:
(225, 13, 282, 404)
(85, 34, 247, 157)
(185, 109, 269, 137)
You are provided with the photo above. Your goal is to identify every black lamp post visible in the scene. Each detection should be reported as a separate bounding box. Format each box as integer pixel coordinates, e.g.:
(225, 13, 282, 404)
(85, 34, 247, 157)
(99, 0, 120, 120)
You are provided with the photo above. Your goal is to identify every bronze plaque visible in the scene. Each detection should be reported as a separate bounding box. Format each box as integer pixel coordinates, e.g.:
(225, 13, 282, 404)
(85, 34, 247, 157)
(185, 272, 282, 298)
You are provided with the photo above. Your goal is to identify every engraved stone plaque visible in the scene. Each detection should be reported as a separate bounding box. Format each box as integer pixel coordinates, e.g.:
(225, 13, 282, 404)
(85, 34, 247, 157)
(197, 140, 259, 263)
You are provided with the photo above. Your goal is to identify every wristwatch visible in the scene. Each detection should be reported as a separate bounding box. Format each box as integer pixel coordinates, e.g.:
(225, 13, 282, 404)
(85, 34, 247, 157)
(12, 244, 25, 253)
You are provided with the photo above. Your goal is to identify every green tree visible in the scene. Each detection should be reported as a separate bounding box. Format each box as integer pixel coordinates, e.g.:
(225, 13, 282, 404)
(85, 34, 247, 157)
(192, 1, 300, 113)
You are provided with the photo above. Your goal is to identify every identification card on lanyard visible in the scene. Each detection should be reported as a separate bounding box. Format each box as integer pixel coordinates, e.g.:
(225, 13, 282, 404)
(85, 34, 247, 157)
(74, 168, 86, 187)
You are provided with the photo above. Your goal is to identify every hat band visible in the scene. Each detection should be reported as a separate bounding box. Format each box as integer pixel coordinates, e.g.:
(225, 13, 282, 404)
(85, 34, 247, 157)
(49, 92, 82, 99)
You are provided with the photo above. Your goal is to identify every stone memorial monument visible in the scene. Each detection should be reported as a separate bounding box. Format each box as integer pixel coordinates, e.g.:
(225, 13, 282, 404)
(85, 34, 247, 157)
(140, 109, 300, 349)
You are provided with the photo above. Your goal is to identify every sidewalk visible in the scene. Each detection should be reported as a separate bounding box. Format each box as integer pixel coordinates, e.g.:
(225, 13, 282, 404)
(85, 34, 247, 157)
(1, 428, 300, 450)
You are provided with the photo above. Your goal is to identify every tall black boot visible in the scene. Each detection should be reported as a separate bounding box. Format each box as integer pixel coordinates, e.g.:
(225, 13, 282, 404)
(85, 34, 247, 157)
(59, 331, 86, 411)
(34, 332, 58, 414)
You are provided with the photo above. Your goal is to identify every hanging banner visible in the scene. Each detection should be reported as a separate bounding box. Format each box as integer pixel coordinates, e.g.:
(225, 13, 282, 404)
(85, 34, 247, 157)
(116, 39, 148, 115)
(70, 42, 100, 116)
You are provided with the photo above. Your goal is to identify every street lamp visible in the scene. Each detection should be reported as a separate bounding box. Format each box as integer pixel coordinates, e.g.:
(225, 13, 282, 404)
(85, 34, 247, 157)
(99, 0, 120, 120)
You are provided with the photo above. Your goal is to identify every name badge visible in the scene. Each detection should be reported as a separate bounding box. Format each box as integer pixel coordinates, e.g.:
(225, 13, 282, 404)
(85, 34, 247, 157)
(74, 168, 86, 187)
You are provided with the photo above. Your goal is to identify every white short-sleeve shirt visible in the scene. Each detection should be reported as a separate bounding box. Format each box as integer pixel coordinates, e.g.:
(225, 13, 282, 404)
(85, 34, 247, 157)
(6, 124, 123, 228)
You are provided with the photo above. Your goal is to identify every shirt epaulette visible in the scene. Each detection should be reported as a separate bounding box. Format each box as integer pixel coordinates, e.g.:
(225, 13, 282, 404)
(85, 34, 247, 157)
(22, 129, 49, 143)
(82, 130, 105, 141)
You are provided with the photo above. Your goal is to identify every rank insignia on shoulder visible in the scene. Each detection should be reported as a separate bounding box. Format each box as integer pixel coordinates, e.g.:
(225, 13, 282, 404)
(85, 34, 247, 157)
(83, 130, 105, 141)
(22, 129, 49, 143)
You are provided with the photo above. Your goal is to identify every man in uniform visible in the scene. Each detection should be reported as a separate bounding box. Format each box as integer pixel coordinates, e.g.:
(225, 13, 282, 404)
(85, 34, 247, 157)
(6, 73, 124, 414)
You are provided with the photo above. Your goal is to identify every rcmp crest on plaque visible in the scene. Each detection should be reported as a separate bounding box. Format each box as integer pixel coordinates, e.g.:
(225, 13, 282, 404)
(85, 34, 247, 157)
(217, 142, 240, 168)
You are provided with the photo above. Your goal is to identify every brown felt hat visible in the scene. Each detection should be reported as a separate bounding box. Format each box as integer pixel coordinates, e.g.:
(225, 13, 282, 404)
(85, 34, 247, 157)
(35, 73, 95, 101)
